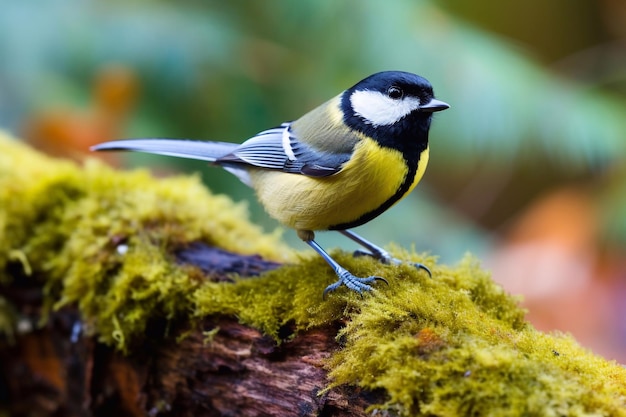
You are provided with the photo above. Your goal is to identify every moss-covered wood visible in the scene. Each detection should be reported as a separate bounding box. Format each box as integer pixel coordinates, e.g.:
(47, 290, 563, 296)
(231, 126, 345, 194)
(1, 132, 625, 416)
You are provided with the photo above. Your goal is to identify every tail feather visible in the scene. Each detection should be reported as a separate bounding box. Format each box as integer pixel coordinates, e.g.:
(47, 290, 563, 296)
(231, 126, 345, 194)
(91, 139, 238, 162)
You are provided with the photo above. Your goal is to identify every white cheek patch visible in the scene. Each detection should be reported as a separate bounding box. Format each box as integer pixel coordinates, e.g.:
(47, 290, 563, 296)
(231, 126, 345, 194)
(350, 90, 422, 126)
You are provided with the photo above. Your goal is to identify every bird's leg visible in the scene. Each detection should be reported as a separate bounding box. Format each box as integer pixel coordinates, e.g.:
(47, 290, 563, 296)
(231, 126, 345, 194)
(297, 230, 387, 298)
(339, 229, 431, 277)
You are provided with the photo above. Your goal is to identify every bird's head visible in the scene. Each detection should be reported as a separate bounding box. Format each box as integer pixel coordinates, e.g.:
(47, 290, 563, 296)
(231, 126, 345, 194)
(341, 71, 449, 150)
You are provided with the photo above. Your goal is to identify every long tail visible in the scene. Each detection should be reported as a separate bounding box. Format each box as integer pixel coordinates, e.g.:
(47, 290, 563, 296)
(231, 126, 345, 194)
(91, 139, 238, 162)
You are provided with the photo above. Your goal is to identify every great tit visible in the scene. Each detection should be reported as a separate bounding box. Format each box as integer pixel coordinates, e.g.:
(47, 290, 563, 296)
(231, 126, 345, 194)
(92, 71, 449, 297)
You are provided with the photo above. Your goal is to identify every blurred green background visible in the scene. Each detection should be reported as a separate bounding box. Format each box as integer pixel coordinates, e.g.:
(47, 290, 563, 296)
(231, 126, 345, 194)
(1, 0, 625, 361)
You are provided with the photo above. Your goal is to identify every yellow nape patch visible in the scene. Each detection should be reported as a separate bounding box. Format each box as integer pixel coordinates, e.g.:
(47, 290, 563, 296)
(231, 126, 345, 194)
(326, 95, 345, 126)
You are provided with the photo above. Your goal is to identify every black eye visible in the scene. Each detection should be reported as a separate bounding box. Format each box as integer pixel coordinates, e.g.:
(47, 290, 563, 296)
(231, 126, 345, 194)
(387, 86, 403, 100)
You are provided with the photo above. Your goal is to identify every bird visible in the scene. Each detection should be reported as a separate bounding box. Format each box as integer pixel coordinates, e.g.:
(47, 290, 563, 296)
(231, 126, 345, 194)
(92, 71, 449, 297)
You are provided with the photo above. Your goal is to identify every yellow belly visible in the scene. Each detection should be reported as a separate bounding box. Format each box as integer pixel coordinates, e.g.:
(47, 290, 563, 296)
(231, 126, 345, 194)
(249, 138, 429, 231)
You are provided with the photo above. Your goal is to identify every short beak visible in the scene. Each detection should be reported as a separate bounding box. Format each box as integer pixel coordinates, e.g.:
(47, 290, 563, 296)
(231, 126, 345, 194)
(420, 98, 450, 113)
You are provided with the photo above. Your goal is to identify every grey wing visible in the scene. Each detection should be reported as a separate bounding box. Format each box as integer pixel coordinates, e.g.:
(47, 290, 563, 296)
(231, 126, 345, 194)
(218, 124, 291, 170)
(217, 123, 350, 177)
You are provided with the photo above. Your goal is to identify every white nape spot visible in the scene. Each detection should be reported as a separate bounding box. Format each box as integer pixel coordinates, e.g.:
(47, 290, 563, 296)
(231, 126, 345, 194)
(350, 90, 421, 126)
(116, 244, 129, 255)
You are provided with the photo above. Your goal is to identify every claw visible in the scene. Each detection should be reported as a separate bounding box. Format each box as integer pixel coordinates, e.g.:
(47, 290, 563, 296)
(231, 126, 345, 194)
(414, 262, 432, 277)
(374, 276, 389, 286)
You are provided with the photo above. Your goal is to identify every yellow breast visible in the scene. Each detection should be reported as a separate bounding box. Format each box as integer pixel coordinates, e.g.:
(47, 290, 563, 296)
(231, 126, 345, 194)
(249, 137, 429, 231)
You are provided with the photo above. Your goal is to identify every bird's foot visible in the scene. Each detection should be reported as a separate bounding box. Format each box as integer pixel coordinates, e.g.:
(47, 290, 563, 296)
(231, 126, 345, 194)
(323, 268, 388, 299)
(353, 249, 432, 277)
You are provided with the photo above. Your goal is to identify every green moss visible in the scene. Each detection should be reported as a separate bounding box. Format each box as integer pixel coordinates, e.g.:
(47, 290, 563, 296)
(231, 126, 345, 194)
(0, 131, 291, 350)
(325, 255, 626, 416)
(1, 131, 625, 415)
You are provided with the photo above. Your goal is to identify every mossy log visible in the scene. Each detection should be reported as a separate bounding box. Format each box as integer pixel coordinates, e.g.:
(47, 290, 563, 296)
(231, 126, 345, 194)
(1, 132, 625, 416)
(1, 245, 372, 416)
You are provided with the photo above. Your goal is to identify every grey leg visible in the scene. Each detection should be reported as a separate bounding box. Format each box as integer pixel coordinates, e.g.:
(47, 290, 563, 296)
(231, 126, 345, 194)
(339, 230, 431, 276)
(302, 236, 388, 298)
